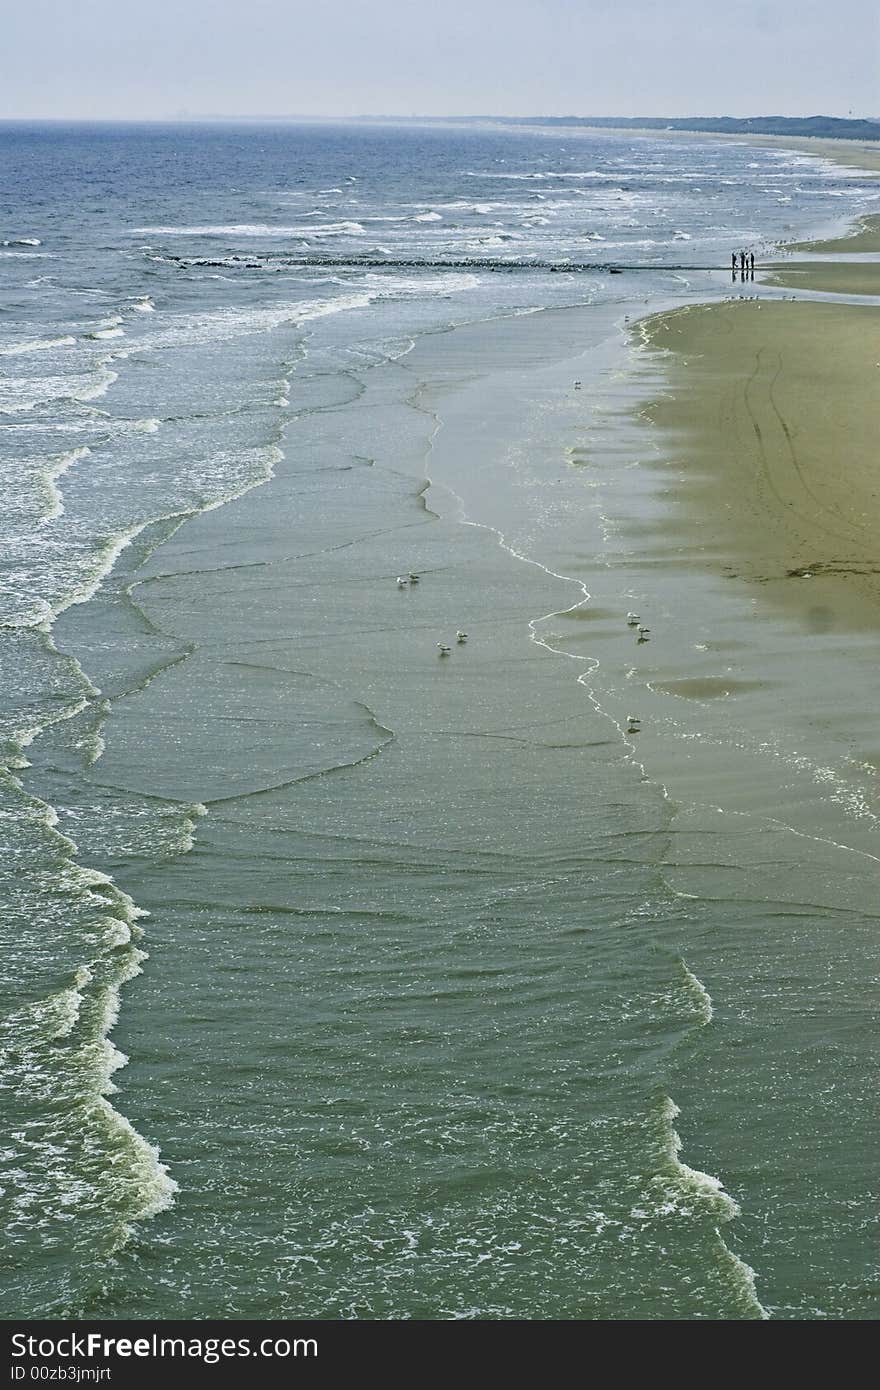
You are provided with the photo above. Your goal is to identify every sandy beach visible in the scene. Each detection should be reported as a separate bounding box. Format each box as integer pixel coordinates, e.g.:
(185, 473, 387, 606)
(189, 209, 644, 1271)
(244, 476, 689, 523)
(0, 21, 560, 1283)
(636, 220, 880, 630)
(790, 211, 880, 253)
(759, 212, 880, 295)
(574, 126, 880, 178)
(636, 295, 880, 624)
(4, 118, 880, 1322)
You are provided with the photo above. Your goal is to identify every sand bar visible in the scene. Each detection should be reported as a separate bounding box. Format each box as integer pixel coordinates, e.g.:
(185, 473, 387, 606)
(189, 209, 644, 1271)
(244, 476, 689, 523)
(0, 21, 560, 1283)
(789, 211, 880, 254)
(763, 211, 880, 294)
(762, 261, 880, 296)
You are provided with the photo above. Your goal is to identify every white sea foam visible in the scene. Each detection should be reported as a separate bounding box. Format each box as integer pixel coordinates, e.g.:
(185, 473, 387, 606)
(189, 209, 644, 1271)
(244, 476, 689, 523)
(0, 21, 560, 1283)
(363, 272, 480, 297)
(137, 275, 477, 350)
(465, 169, 611, 181)
(590, 238, 664, 250)
(465, 235, 517, 250)
(5, 415, 160, 437)
(408, 201, 509, 215)
(0, 366, 118, 414)
(0, 336, 76, 357)
(676, 958, 714, 1025)
(0, 753, 179, 1248)
(41, 445, 91, 522)
(131, 221, 366, 238)
(642, 1098, 735, 1220)
(4, 436, 285, 633)
(139, 294, 372, 348)
(41, 965, 94, 1040)
(2, 237, 42, 246)
(635, 1097, 768, 1316)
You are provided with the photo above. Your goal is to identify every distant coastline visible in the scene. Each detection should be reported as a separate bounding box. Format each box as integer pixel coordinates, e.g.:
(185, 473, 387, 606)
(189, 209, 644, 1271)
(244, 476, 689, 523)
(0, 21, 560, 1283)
(378, 115, 880, 142)
(4, 115, 876, 143)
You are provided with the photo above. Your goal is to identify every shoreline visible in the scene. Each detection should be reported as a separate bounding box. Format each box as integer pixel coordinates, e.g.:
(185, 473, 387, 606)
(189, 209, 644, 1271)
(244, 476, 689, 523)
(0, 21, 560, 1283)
(555, 124, 880, 175)
(633, 204, 880, 629)
(11, 122, 880, 1320)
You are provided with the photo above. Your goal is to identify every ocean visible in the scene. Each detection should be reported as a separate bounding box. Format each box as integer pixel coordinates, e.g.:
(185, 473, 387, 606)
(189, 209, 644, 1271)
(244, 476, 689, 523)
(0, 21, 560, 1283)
(1, 120, 878, 1320)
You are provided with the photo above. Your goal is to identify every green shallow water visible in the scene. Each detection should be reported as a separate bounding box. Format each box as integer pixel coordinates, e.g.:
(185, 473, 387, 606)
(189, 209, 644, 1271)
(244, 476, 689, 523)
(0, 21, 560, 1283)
(5, 302, 873, 1320)
(3, 120, 879, 1318)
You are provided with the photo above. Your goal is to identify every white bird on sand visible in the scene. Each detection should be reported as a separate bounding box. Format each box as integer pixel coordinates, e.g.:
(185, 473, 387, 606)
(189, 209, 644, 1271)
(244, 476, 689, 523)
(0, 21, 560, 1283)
(627, 715, 642, 732)
(396, 576, 408, 588)
(626, 612, 640, 625)
(456, 630, 468, 643)
(637, 626, 651, 640)
(437, 643, 451, 656)
(408, 572, 420, 584)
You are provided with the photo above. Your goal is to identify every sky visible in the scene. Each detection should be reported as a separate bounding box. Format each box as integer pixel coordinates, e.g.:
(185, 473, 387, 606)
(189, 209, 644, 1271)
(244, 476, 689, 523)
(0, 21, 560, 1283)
(1, 0, 877, 121)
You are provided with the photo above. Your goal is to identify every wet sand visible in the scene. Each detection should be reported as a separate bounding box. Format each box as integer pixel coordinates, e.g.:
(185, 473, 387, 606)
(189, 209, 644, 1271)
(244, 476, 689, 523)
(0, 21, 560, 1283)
(789, 211, 880, 254)
(763, 261, 880, 296)
(764, 212, 880, 295)
(638, 255, 880, 628)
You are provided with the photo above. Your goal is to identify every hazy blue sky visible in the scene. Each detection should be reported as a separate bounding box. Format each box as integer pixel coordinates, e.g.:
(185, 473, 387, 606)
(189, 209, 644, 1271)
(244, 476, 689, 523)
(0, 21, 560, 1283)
(2, 0, 877, 120)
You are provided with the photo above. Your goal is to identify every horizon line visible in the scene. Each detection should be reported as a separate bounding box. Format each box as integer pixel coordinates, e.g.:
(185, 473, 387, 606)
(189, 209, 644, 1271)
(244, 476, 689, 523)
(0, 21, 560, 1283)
(0, 112, 878, 125)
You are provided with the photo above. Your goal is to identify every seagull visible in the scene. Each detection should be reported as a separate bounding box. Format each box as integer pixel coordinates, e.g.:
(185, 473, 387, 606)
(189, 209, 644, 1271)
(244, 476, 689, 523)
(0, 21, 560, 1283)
(574, 380, 582, 389)
(437, 643, 451, 656)
(408, 572, 420, 584)
(637, 625, 651, 637)
(396, 576, 408, 588)
(626, 612, 640, 626)
(627, 715, 642, 733)
(456, 631, 468, 643)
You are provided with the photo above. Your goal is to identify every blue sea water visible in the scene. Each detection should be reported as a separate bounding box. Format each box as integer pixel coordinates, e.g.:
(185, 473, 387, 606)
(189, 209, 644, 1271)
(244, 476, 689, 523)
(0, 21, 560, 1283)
(1, 120, 878, 1320)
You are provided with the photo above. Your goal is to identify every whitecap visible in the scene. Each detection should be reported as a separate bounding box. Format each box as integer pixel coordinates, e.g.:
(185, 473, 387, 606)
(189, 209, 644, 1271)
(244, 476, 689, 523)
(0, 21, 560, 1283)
(129, 222, 365, 238)
(0, 336, 76, 357)
(0, 367, 118, 414)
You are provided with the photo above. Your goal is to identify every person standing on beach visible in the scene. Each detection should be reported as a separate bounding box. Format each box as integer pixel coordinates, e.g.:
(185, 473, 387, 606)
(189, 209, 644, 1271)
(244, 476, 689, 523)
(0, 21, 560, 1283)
(732, 251, 737, 273)
(749, 250, 755, 275)
(740, 250, 746, 273)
